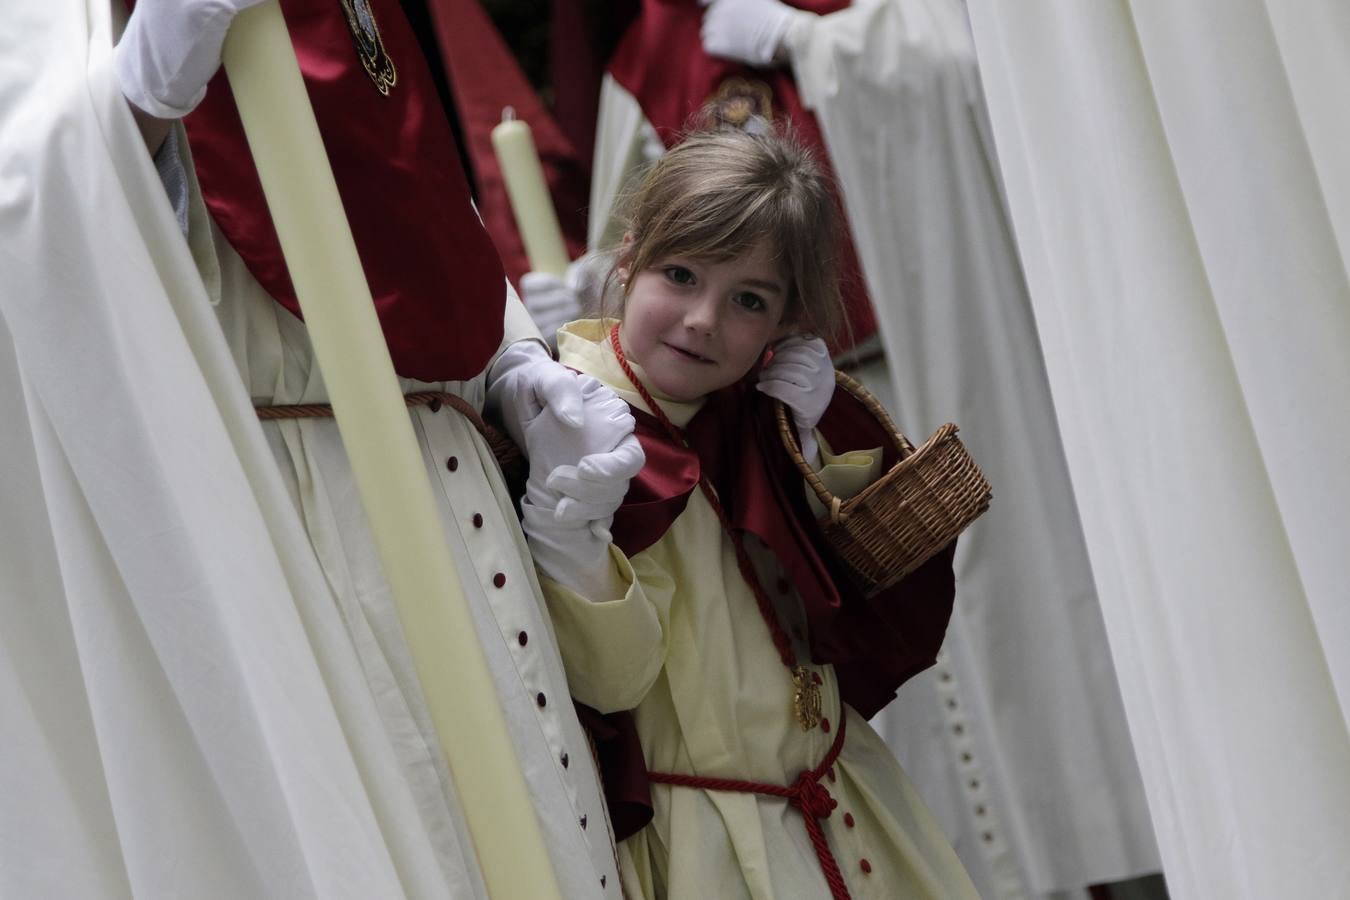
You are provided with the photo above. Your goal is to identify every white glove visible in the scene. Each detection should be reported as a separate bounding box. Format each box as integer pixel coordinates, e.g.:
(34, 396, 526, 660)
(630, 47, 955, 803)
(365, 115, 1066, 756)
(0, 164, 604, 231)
(521, 374, 637, 484)
(520, 254, 610, 348)
(115, 0, 264, 119)
(519, 377, 643, 599)
(519, 271, 580, 349)
(522, 483, 625, 601)
(756, 335, 834, 468)
(521, 375, 645, 539)
(700, 0, 815, 68)
(486, 340, 586, 451)
(545, 434, 646, 531)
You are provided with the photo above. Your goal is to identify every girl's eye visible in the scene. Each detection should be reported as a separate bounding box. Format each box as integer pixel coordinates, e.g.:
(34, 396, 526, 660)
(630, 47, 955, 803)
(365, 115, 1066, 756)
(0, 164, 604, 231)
(734, 292, 767, 312)
(663, 266, 696, 286)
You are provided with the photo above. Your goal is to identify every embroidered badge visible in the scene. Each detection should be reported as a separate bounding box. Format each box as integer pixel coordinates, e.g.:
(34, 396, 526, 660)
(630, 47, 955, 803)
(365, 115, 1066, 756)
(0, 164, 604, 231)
(703, 77, 775, 132)
(339, 0, 397, 95)
(792, 665, 823, 731)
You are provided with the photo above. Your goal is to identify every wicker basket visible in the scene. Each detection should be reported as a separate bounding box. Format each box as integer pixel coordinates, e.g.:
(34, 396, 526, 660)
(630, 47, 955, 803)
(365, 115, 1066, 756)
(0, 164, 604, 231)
(776, 371, 992, 597)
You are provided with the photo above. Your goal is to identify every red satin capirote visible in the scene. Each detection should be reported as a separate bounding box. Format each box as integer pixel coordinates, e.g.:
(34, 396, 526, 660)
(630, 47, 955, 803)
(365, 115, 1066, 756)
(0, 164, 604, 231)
(185, 0, 506, 382)
(607, 0, 879, 351)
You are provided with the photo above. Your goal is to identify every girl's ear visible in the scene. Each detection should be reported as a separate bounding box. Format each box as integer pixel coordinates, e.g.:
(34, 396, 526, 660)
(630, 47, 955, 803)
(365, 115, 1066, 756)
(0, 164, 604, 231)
(615, 231, 636, 284)
(771, 292, 803, 343)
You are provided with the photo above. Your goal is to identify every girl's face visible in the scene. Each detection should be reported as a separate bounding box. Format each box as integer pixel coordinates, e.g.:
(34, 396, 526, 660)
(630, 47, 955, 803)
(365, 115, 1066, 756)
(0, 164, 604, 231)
(617, 240, 793, 402)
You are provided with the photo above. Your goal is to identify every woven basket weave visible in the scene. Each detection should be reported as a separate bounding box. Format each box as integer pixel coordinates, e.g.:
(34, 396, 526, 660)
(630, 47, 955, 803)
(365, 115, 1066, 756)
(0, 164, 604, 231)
(776, 371, 992, 597)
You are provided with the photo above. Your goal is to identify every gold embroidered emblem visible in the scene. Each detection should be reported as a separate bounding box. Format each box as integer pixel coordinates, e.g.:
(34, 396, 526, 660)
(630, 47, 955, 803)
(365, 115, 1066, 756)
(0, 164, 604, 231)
(339, 0, 397, 95)
(791, 666, 823, 731)
(703, 77, 775, 131)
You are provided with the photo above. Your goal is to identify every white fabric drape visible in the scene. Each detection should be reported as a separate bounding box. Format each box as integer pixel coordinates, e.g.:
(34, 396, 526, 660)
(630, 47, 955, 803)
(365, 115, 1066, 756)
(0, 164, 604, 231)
(787, 3, 1159, 896)
(964, 3, 1350, 897)
(1, 1, 617, 896)
(1, 5, 415, 895)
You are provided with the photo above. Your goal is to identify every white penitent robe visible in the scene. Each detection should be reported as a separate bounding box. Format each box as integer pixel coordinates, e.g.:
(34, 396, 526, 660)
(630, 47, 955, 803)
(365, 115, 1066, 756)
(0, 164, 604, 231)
(789, 3, 1163, 895)
(962, 4, 1350, 897)
(0, 1, 614, 897)
(585, 2, 1160, 897)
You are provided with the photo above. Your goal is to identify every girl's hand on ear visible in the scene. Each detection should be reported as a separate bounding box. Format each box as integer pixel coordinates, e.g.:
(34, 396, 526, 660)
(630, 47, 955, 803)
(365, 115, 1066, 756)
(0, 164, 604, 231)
(756, 335, 834, 468)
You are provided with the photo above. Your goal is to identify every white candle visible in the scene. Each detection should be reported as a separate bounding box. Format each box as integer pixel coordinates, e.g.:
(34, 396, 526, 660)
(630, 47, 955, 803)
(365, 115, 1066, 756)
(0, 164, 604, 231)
(221, 6, 562, 898)
(492, 109, 570, 276)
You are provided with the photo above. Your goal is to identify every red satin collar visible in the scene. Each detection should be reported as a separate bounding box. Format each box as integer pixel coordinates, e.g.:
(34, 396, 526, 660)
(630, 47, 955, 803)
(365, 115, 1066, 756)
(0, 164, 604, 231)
(614, 380, 882, 661)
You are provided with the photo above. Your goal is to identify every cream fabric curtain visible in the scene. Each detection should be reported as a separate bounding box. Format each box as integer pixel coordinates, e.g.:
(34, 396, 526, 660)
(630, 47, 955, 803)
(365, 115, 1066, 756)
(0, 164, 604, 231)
(964, 3, 1350, 897)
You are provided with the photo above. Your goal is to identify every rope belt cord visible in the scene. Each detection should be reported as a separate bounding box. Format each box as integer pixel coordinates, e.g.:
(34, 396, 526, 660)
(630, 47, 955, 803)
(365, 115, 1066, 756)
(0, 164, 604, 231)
(255, 391, 524, 471)
(647, 716, 853, 900)
(256, 390, 479, 425)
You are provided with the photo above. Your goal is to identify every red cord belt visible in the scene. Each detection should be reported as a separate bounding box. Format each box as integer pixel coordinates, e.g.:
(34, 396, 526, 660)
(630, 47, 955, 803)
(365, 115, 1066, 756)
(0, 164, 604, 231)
(646, 715, 853, 900)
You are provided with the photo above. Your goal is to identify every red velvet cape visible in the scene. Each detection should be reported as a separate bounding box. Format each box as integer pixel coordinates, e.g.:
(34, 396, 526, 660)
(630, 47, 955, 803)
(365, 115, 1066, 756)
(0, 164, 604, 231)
(184, 0, 505, 382)
(583, 378, 957, 840)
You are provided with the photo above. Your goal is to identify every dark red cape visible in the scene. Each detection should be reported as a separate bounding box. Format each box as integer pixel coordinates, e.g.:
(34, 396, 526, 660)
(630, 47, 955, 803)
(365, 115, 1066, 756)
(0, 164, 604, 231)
(606, 0, 879, 354)
(185, 0, 505, 382)
(583, 379, 957, 840)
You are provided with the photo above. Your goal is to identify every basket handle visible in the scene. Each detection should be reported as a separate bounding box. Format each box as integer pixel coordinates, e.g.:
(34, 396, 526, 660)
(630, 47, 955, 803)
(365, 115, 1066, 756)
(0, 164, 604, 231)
(774, 370, 916, 525)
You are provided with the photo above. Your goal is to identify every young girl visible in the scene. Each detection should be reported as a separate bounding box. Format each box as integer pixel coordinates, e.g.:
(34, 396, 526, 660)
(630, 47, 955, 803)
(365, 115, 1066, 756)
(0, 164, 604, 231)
(518, 128, 978, 899)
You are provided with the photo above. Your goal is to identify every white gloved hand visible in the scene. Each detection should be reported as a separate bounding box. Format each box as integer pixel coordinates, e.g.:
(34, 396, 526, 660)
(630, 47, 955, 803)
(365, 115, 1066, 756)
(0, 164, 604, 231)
(521, 375, 644, 540)
(521, 374, 634, 477)
(486, 340, 586, 452)
(521, 482, 625, 601)
(115, 0, 265, 119)
(545, 433, 646, 532)
(519, 271, 580, 348)
(520, 254, 610, 348)
(756, 335, 834, 468)
(700, 0, 815, 68)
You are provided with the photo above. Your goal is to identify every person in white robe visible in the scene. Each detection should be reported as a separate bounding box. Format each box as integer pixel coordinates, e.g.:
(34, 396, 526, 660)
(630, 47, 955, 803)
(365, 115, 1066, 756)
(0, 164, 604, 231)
(0, 0, 631, 896)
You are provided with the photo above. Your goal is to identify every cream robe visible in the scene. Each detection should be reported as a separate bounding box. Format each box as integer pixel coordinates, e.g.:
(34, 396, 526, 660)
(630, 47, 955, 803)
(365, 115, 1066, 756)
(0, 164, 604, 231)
(0, 1, 615, 895)
(541, 321, 977, 900)
(194, 161, 619, 897)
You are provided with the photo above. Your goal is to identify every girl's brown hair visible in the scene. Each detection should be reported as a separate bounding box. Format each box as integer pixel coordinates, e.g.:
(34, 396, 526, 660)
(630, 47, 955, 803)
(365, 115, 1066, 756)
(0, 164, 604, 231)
(606, 126, 845, 341)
